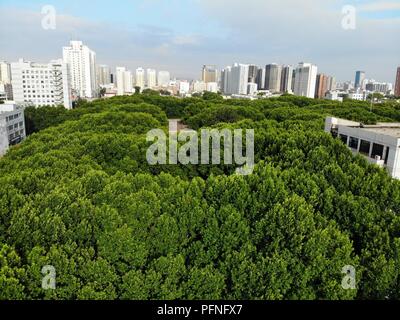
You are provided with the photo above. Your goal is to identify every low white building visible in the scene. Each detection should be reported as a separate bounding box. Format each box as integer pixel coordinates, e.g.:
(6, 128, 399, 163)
(325, 117, 400, 179)
(0, 101, 26, 157)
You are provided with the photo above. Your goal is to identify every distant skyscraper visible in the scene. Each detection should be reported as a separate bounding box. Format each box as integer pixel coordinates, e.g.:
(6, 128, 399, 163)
(229, 63, 249, 95)
(146, 69, 157, 89)
(256, 67, 265, 90)
(221, 67, 232, 94)
(248, 65, 258, 83)
(11, 59, 72, 109)
(293, 62, 318, 98)
(265, 64, 282, 93)
(116, 67, 133, 95)
(280, 65, 294, 93)
(355, 71, 366, 89)
(158, 71, 170, 87)
(62, 40, 97, 98)
(315, 74, 328, 99)
(202, 65, 218, 83)
(0, 61, 13, 100)
(395, 67, 400, 97)
(97, 65, 111, 86)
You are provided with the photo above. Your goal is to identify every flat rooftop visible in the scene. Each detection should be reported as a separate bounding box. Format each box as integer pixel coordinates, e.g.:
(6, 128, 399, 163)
(328, 117, 400, 138)
(354, 125, 400, 138)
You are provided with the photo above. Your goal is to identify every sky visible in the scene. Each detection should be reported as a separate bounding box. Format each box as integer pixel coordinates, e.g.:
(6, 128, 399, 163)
(0, 0, 399, 83)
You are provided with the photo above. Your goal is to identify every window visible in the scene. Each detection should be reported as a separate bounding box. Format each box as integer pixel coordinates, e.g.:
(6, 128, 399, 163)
(340, 134, 348, 145)
(359, 140, 371, 155)
(385, 147, 390, 165)
(371, 143, 384, 159)
(349, 137, 359, 150)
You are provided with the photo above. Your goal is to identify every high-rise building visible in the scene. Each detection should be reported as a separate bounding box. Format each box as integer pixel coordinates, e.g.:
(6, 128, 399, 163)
(62, 40, 97, 99)
(230, 63, 249, 95)
(280, 65, 294, 93)
(97, 65, 111, 86)
(395, 67, 400, 97)
(116, 67, 133, 96)
(355, 71, 366, 89)
(135, 67, 145, 90)
(256, 67, 265, 90)
(202, 65, 218, 83)
(315, 74, 328, 99)
(293, 62, 318, 98)
(221, 67, 232, 94)
(158, 71, 170, 87)
(265, 64, 282, 93)
(146, 69, 157, 89)
(248, 65, 258, 84)
(0, 62, 12, 83)
(0, 61, 13, 100)
(11, 59, 72, 109)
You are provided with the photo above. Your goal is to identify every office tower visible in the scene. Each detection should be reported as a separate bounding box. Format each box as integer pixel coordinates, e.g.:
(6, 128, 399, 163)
(146, 69, 157, 89)
(135, 67, 145, 90)
(179, 81, 190, 94)
(355, 71, 366, 89)
(116, 67, 133, 96)
(62, 40, 97, 98)
(158, 71, 170, 87)
(202, 65, 218, 83)
(293, 62, 318, 98)
(256, 67, 265, 90)
(96, 65, 111, 86)
(265, 64, 282, 93)
(280, 65, 294, 93)
(395, 67, 400, 96)
(248, 65, 258, 83)
(10, 59, 72, 109)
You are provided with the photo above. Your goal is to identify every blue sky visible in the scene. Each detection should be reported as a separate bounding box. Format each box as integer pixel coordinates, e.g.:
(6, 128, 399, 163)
(0, 0, 399, 82)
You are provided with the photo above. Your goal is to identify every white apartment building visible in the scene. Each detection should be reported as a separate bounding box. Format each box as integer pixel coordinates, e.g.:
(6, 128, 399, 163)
(135, 68, 145, 90)
(325, 117, 400, 179)
(206, 82, 219, 93)
(62, 40, 97, 99)
(97, 65, 111, 86)
(293, 62, 318, 98)
(222, 63, 249, 95)
(158, 71, 171, 87)
(192, 81, 207, 93)
(179, 81, 190, 95)
(116, 67, 133, 96)
(0, 61, 13, 100)
(11, 59, 72, 109)
(146, 69, 157, 89)
(0, 102, 26, 157)
(247, 82, 258, 95)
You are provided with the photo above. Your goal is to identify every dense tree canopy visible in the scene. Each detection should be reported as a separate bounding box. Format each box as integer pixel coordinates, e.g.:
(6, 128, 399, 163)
(1, 94, 400, 300)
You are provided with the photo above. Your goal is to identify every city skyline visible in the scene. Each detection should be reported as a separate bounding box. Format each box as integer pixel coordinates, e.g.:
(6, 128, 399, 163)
(0, 0, 399, 83)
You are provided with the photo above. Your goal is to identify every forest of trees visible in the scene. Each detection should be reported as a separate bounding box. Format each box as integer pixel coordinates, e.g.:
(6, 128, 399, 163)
(1, 92, 400, 300)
